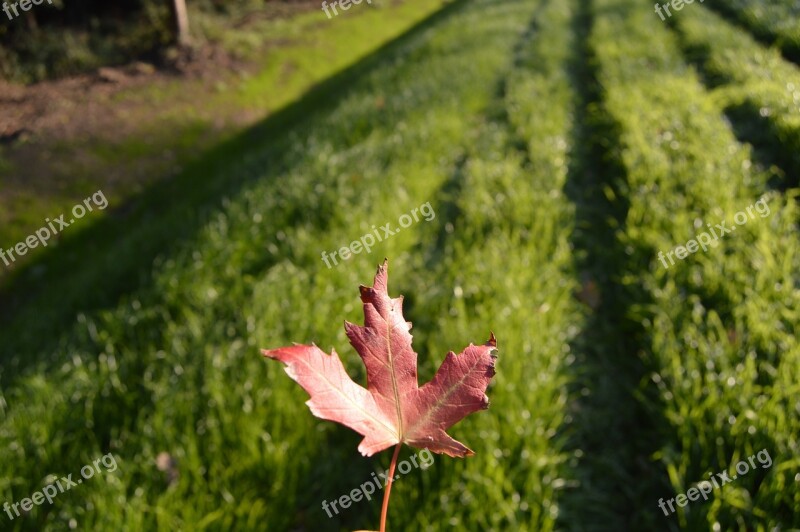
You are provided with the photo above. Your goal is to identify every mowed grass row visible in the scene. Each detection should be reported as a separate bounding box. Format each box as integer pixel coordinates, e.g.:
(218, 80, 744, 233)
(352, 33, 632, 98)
(387, 0, 585, 529)
(0, 0, 551, 529)
(669, 3, 800, 187)
(592, 0, 800, 529)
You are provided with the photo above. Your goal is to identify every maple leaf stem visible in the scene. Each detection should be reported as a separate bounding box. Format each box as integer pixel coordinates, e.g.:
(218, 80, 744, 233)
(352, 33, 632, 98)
(379, 443, 402, 532)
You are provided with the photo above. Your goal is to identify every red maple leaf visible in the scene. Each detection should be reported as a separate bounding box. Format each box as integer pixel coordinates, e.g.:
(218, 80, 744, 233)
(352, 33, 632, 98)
(262, 260, 497, 458)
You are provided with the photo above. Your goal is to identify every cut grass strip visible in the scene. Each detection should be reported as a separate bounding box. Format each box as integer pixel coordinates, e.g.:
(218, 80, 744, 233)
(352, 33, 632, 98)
(396, 2, 584, 528)
(556, 0, 670, 528)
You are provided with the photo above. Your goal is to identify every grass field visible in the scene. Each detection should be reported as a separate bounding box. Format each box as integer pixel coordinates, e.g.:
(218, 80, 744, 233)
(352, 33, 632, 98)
(0, 0, 798, 530)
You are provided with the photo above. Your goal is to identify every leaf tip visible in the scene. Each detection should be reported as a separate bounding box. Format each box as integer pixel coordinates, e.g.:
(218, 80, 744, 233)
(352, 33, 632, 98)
(375, 259, 389, 279)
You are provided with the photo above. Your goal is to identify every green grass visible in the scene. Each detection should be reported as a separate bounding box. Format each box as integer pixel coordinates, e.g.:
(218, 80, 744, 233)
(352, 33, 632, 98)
(668, 2, 800, 189)
(704, 0, 800, 64)
(593, 0, 800, 528)
(1, 0, 798, 530)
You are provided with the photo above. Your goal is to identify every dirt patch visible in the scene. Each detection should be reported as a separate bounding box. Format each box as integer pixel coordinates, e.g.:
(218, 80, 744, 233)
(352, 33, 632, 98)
(0, 44, 247, 147)
(0, 1, 319, 201)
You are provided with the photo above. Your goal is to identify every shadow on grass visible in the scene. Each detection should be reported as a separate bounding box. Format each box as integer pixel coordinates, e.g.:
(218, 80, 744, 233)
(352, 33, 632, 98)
(558, 0, 671, 529)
